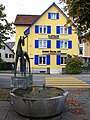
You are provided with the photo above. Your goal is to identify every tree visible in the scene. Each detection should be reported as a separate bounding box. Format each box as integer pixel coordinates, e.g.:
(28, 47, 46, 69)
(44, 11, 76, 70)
(0, 4, 14, 45)
(59, 0, 90, 41)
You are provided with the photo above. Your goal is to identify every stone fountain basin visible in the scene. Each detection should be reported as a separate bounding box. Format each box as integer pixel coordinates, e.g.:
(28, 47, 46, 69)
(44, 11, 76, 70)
(10, 86, 68, 118)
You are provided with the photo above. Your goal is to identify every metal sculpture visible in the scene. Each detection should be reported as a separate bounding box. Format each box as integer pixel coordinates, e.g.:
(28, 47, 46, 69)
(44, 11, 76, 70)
(14, 36, 30, 76)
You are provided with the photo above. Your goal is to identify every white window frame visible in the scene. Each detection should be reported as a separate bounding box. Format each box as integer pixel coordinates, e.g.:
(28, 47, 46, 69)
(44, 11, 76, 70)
(50, 13, 57, 19)
(39, 39, 47, 48)
(60, 26, 68, 34)
(60, 39, 68, 49)
(39, 55, 46, 65)
(79, 47, 83, 55)
(39, 25, 47, 34)
(61, 55, 67, 65)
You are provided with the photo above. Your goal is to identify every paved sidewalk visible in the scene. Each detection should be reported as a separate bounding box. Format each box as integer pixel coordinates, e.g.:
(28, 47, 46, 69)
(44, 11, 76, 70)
(0, 88, 90, 120)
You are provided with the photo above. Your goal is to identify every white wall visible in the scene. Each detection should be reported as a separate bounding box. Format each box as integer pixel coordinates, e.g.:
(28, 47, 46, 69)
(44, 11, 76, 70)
(0, 43, 14, 62)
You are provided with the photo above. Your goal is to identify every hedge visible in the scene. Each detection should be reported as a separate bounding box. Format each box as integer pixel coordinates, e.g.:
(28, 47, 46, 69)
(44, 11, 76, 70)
(0, 62, 15, 70)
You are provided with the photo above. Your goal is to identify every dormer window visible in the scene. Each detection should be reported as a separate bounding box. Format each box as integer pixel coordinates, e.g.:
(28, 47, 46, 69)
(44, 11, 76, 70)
(48, 12, 59, 20)
(51, 13, 57, 19)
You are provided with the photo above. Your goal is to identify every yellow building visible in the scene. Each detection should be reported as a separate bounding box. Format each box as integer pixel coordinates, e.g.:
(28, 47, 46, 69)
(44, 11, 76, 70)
(14, 2, 78, 74)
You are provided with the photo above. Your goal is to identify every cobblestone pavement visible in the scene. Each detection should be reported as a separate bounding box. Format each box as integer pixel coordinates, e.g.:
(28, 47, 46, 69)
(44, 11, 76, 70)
(0, 88, 90, 120)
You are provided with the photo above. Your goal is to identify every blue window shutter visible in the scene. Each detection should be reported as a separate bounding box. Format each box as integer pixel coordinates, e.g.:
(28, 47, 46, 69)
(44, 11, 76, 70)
(56, 55, 61, 65)
(56, 26, 60, 34)
(46, 55, 50, 65)
(56, 13, 59, 19)
(35, 25, 39, 33)
(48, 13, 51, 19)
(24, 27, 30, 35)
(68, 41, 72, 49)
(47, 26, 51, 34)
(35, 40, 39, 48)
(56, 40, 60, 48)
(68, 26, 72, 34)
(34, 55, 39, 65)
(47, 40, 51, 48)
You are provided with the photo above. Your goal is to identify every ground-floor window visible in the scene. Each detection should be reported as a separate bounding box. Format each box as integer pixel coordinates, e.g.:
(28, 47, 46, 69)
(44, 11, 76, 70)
(34, 55, 50, 65)
(57, 54, 67, 65)
(35, 54, 67, 65)
(39, 55, 46, 65)
(61, 56, 67, 64)
(79, 47, 83, 54)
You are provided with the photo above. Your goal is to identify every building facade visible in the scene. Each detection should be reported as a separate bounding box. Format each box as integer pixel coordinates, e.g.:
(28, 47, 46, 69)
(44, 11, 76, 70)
(14, 3, 79, 74)
(0, 41, 14, 62)
(78, 39, 90, 64)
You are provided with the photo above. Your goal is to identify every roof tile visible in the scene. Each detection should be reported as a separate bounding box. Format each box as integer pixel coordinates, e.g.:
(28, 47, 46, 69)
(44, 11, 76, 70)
(14, 15, 39, 25)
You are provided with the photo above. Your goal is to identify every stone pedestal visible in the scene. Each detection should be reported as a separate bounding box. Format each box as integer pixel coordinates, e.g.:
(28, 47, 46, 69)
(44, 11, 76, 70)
(11, 74, 33, 89)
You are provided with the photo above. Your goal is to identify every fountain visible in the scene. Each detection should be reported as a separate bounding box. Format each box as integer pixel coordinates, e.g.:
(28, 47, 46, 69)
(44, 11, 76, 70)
(10, 36, 68, 118)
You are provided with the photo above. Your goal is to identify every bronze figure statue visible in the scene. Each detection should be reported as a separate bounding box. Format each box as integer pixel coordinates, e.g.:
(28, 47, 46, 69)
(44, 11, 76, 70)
(14, 36, 30, 76)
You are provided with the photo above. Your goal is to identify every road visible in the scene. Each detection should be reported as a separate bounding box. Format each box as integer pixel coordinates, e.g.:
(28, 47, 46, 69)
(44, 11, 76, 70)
(0, 73, 90, 88)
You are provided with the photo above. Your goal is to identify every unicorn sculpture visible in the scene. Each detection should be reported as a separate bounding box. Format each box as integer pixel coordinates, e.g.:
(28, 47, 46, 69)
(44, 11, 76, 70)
(14, 36, 30, 76)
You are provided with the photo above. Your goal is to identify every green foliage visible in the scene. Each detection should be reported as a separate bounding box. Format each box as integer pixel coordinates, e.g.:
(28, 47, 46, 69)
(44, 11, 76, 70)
(65, 55, 83, 74)
(0, 58, 5, 63)
(59, 0, 90, 41)
(0, 4, 15, 44)
(0, 62, 15, 70)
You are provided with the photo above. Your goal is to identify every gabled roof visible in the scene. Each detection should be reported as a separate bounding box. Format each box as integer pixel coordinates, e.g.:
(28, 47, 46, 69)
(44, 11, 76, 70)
(14, 15, 39, 26)
(14, 2, 68, 26)
(6, 42, 15, 49)
(30, 2, 68, 28)
(2, 41, 15, 54)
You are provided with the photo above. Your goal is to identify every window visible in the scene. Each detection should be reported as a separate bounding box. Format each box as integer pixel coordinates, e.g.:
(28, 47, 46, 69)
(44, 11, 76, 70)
(56, 40, 72, 49)
(35, 25, 51, 34)
(56, 54, 67, 65)
(39, 26, 47, 34)
(56, 26, 72, 34)
(34, 55, 50, 65)
(60, 40, 68, 49)
(39, 40, 47, 48)
(48, 13, 59, 19)
(5, 53, 8, 58)
(79, 39, 83, 44)
(79, 47, 83, 54)
(60, 26, 68, 34)
(61, 54, 67, 65)
(35, 40, 51, 48)
(9, 54, 14, 58)
(0, 45, 5, 50)
(39, 55, 46, 65)
(50, 13, 57, 19)
(12, 55, 14, 58)
(9, 54, 12, 58)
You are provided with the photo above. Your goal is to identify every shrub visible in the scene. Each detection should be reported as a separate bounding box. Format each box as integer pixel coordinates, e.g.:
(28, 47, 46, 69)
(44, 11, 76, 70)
(65, 55, 83, 74)
(0, 62, 15, 70)
(0, 58, 5, 63)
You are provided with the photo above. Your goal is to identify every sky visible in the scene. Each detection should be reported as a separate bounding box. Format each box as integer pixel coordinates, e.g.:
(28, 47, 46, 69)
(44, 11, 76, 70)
(0, 0, 64, 22)
(0, 0, 64, 41)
